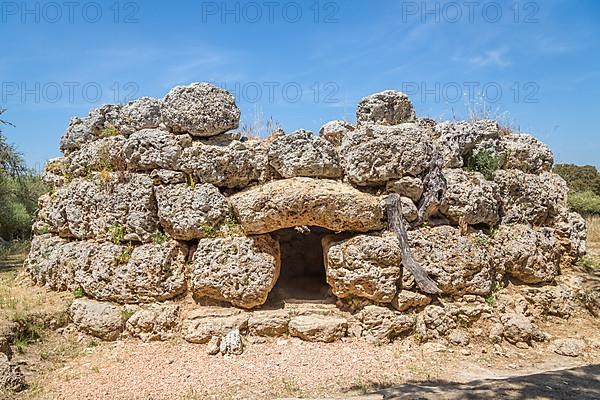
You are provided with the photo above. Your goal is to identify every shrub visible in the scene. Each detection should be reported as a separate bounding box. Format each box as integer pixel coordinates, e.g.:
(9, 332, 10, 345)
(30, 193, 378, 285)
(464, 149, 503, 180)
(568, 191, 600, 217)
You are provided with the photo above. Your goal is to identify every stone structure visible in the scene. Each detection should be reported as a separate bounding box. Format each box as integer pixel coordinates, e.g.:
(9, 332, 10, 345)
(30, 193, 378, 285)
(25, 83, 589, 350)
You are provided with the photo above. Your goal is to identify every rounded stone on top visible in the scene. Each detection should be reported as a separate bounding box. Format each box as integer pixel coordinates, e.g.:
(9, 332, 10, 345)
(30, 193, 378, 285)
(162, 83, 241, 137)
(356, 90, 416, 126)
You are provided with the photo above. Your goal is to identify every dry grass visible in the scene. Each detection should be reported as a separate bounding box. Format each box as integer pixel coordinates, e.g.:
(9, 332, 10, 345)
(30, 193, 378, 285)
(587, 216, 600, 245)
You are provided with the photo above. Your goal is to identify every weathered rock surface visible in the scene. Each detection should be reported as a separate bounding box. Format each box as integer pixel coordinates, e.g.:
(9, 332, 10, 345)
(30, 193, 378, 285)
(386, 176, 423, 202)
(323, 234, 401, 303)
(521, 284, 577, 318)
(75, 241, 188, 303)
(118, 97, 163, 135)
(502, 134, 553, 173)
(66, 135, 127, 176)
(230, 177, 385, 234)
(154, 183, 230, 240)
(440, 169, 501, 226)
(191, 235, 280, 309)
(39, 173, 158, 241)
(409, 226, 496, 295)
(356, 91, 415, 125)
(182, 308, 249, 344)
(500, 313, 545, 345)
(358, 305, 414, 342)
(268, 130, 342, 178)
(59, 104, 123, 153)
(495, 170, 568, 226)
(180, 140, 268, 188)
(288, 315, 347, 342)
(432, 119, 501, 168)
(553, 211, 587, 264)
(122, 129, 189, 171)
(495, 224, 561, 284)
(70, 299, 124, 340)
(551, 338, 585, 357)
(319, 120, 354, 147)
(162, 83, 240, 136)
(391, 290, 432, 312)
(248, 310, 290, 336)
(341, 123, 433, 186)
(220, 329, 244, 355)
(0, 353, 25, 392)
(125, 303, 180, 341)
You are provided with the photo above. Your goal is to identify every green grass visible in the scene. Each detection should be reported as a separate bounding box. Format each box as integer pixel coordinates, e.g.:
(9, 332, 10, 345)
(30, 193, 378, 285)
(108, 224, 126, 245)
(151, 231, 168, 245)
(98, 124, 119, 138)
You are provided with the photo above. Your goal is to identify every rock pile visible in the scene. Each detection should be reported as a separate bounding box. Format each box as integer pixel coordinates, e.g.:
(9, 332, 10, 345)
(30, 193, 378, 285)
(25, 83, 589, 350)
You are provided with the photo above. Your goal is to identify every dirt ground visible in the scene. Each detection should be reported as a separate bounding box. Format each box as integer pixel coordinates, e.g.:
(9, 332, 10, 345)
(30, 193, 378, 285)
(1, 220, 599, 400)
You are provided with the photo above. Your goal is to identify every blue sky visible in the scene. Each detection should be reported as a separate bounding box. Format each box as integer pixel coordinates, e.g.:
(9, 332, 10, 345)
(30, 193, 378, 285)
(1, 0, 599, 170)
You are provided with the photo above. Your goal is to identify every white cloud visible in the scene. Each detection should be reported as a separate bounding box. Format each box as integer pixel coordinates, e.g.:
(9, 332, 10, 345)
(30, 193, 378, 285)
(467, 48, 511, 68)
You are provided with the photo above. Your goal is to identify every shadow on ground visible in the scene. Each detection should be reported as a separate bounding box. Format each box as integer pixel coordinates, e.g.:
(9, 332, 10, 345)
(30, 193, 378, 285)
(365, 364, 600, 399)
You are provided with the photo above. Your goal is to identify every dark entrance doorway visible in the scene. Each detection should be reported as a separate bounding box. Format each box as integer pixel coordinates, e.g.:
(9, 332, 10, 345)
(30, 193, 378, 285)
(269, 226, 334, 303)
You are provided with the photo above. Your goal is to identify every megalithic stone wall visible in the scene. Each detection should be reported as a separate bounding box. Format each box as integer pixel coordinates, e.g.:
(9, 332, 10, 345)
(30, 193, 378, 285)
(24, 83, 588, 343)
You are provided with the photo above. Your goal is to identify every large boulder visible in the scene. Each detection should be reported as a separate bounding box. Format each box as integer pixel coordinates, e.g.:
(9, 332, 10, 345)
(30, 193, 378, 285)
(122, 129, 190, 171)
(26, 235, 92, 291)
(356, 91, 415, 125)
(154, 183, 230, 240)
(341, 123, 433, 186)
(59, 97, 163, 153)
(495, 170, 568, 226)
(432, 120, 502, 168)
(440, 169, 501, 226)
(118, 97, 163, 136)
(162, 83, 240, 137)
(59, 104, 123, 153)
(190, 235, 280, 309)
(69, 299, 124, 341)
(409, 226, 495, 295)
(288, 315, 347, 342)
(322, 234, 401, 303)
(267, 130, 342, 179)
(38, 173, 159, 241)
(494, 224, 561, 284)
(319, 120, 354, 148)
(125, 303, 181, 341)
(66, 135, 127, 176)
(182, 307, 249, 344)
(180, 139, 268, 188)
(230, 177, 385, 234)
(501, 134, 553, 173)
(357, 305, 414, 342)
(386, 176, 423, 202)
(75, 241, 188, 303)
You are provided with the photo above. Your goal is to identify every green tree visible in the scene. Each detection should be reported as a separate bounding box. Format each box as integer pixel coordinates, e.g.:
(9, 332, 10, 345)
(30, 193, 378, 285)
(554, 164, 600, 195)
(0, 110, 49, 240)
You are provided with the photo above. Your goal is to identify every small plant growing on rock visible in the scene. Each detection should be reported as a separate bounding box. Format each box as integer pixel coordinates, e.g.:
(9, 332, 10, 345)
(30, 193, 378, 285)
(115, 245, 133, 264)
(220, 216, 244, 236)
(465, 149, 504, 180)
(151, 231, 168, 245)
(109, 223, 126, 245)
(73, 287, 84, 298)
(198, 223, 217, 238)
(99, 123, 119, 138)
(472, 234, 490, 247)
(121, 309, 135, 321)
